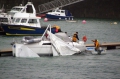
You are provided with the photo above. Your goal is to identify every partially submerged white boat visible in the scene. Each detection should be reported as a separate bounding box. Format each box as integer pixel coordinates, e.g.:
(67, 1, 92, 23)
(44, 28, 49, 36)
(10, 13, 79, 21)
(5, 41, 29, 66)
(12, 24, 86, 57)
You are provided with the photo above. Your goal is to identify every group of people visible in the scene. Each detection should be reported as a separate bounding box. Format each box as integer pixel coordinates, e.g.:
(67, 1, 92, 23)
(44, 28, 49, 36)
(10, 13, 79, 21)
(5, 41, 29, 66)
(71, 32, 100, 51)
(71, 32, 87, 43)
(52, 25, 100, 51)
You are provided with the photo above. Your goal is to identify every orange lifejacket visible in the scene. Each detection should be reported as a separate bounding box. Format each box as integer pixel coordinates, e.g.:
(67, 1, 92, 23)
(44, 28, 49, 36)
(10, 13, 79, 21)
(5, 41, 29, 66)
(53, 25, 60, 33)
(95, 40, 100, 49)
(72, 34, 77, 42)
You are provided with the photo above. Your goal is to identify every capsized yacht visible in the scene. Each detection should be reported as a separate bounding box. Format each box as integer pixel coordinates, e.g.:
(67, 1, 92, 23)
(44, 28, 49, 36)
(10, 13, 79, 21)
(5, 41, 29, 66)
(12, 24, 86, 57)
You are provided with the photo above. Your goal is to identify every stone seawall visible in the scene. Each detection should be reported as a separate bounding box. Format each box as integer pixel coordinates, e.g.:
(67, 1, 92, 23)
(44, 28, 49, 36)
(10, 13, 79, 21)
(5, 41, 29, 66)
(0, 0, 119, 19)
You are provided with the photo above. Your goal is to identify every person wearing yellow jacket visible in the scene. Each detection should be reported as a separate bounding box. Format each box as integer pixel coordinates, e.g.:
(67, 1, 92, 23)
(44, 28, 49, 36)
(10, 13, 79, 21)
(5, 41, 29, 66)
(92, 39, 100, 51)
(72, 34, 77, 42)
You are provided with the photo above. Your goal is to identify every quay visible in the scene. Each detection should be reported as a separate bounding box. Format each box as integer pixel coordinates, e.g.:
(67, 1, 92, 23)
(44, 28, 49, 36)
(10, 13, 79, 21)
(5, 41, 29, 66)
(0, 42, 120, 57)
(0, 48, 12, 57)
(86, 42, 120, 50)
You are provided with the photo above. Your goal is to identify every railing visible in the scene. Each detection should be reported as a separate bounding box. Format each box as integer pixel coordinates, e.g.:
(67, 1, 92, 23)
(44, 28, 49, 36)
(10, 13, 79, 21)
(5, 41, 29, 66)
(38, 0, 84, 13)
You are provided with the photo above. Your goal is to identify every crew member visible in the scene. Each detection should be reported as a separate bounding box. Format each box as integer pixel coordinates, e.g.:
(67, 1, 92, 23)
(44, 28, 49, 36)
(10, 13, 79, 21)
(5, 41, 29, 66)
(92, 39, 100, 51)
(72, 34, 77, 42)
(75, 32, 79, 40)
(53, 25, 61, 32)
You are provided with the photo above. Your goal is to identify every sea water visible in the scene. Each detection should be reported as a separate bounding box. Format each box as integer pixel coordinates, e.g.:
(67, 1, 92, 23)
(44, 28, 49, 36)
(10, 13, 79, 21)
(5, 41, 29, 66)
(0, 18, 120, 79)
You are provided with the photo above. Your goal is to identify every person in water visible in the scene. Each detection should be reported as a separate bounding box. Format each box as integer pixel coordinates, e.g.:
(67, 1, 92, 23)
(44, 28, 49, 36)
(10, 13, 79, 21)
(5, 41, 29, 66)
(92, 39, 100, 51)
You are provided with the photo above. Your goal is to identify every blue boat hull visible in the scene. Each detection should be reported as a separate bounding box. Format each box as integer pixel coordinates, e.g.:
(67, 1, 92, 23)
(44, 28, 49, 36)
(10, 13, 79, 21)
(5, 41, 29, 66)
(46, 14, 73, 20)
(1, 24, 56, 35)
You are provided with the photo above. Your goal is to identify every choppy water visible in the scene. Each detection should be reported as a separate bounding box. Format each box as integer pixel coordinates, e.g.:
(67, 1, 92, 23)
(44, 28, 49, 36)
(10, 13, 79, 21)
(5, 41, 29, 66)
(0, 18, 120, 79)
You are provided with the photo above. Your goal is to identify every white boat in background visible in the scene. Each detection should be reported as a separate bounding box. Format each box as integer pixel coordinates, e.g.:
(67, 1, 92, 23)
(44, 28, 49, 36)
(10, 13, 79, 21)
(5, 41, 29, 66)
(0, 3, 25, 24)
(1, 2, 57, 35)
(7, 4, 25, 18)
(0, 3, 25, 33)
(46, 7, 73, 20)
(12, 24, 86, 57)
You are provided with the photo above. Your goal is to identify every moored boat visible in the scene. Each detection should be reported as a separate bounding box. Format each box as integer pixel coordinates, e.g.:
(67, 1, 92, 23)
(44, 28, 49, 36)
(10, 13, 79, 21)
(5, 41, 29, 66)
(1, 2, 57, 35)
(0, 3, 25, 24)
(0, 3, 25, 34)
(46, 7, 73, 20)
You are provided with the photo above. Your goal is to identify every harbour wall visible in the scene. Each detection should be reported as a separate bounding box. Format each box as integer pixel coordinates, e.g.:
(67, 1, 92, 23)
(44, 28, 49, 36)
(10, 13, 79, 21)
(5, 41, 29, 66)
(0, 0, 120, 19)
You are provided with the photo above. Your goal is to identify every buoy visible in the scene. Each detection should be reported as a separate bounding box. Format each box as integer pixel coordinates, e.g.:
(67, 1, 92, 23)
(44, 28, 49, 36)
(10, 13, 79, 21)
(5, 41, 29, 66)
(82, 35, 87, 42)
(113, 22, 117, 25)
(111, 22, 117, 25)
(82, 20, 86, 24)
(44, 18, 48, 22)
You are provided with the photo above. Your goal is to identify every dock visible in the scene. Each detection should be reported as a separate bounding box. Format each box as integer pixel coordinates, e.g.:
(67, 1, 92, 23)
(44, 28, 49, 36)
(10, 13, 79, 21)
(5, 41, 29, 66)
(0, 48, 12, 56)
(0, 42, 120, 57)
(86, 42, 120, 50)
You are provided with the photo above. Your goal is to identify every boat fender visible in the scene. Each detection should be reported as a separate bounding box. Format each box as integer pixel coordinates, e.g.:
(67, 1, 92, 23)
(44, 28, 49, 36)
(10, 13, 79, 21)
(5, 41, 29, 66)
(82, 20, 86, 24)
(44, 18, 48, 22)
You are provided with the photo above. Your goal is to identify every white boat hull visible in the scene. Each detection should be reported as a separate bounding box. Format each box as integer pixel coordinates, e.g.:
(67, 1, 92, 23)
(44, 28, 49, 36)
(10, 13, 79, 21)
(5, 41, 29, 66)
(12, 26, 87, 57)
(12, 41, 53, 57)
(12, 41, 86, 57)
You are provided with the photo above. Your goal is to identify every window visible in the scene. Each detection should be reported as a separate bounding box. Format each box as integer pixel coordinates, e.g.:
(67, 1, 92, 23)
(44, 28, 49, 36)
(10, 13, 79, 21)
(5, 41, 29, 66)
(21, 19, 27, 23)
(28, 19, 37, 23)
(0, 18, 8, 22)
(15, 18, 20, 23)
(12, 18, 15, 23)
(42, 43, 51, 45)
(61, 11, 64, 13)
(56, 10, 60, 12)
